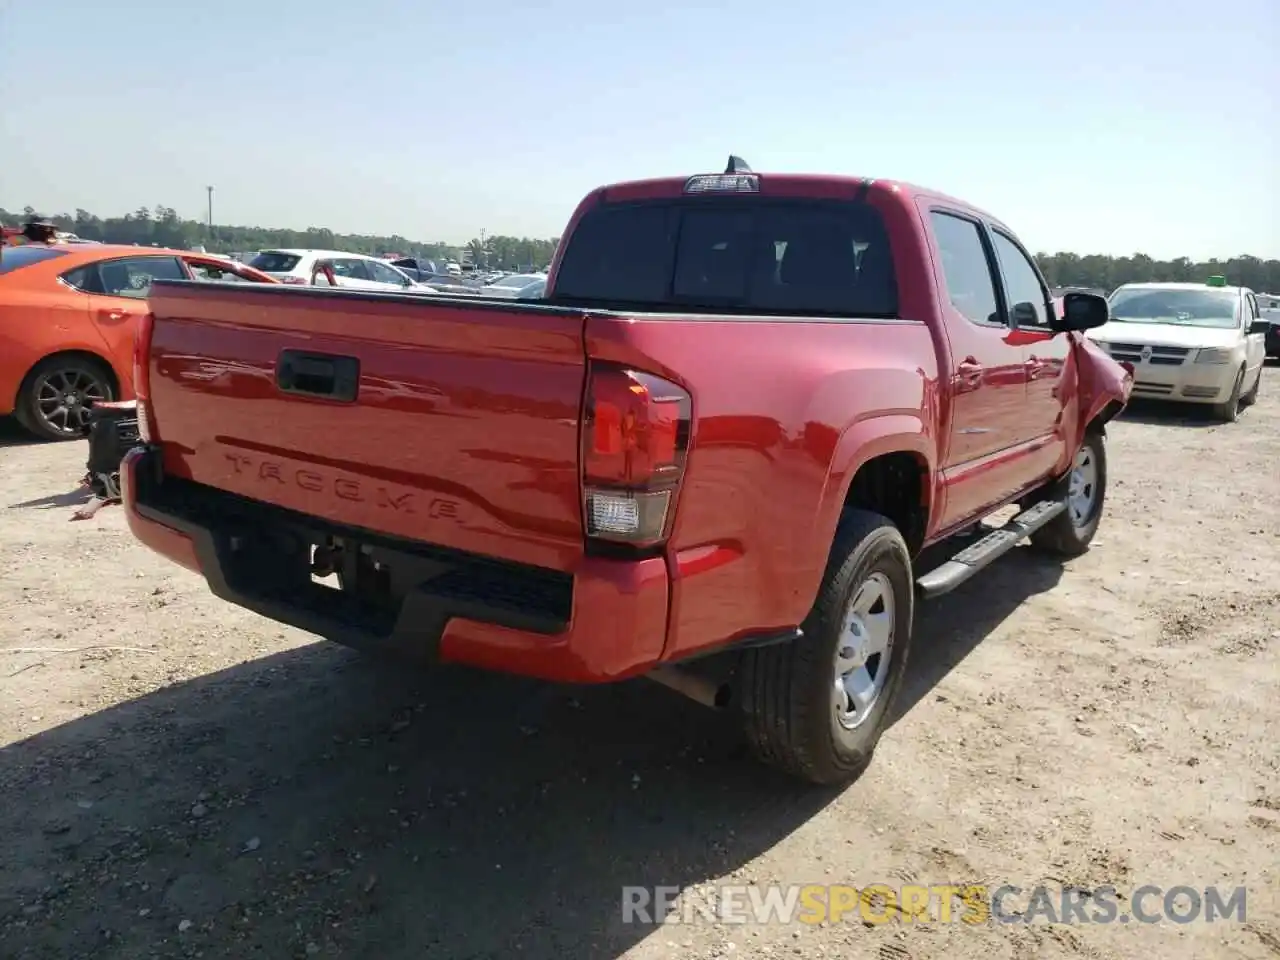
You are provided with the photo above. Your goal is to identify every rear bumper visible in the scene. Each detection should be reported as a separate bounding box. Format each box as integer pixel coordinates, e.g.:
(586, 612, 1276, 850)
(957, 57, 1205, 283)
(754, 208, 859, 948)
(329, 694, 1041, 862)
(121, 447, 669, 683)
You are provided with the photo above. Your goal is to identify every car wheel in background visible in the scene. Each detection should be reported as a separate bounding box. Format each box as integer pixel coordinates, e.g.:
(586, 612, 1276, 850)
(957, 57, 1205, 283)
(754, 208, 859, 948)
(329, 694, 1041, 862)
(1239, 367, 1260, 408)
(1211, 367, 1245, 423)
(15, 355, 116, 442)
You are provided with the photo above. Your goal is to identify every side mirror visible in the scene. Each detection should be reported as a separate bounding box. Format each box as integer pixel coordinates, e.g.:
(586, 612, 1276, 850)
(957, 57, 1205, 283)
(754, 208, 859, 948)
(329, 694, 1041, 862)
(1050, 292, 1109, 333)
(1247, 319, 1270, 336)
(1011, 301, 1041, 327)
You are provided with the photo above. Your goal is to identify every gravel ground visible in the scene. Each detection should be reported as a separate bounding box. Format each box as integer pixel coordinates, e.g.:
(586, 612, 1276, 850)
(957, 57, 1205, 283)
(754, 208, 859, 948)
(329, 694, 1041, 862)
(1, 369, 1277, 960)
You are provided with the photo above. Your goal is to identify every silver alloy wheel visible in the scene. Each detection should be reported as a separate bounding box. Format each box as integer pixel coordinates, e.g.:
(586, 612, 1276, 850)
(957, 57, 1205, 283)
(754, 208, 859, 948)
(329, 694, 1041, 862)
(833, 572, 896, 730)
(34, 368, 109, 436)
(1067, 444, 1098, 527)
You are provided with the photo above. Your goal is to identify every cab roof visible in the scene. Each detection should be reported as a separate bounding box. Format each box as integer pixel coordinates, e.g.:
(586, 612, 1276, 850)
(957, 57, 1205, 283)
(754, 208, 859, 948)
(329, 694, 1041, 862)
(592, 170, 1011, 230)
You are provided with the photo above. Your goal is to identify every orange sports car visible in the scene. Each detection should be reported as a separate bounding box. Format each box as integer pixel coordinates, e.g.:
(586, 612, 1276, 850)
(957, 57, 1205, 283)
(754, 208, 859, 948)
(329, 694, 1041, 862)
(0, 244, 276, 440)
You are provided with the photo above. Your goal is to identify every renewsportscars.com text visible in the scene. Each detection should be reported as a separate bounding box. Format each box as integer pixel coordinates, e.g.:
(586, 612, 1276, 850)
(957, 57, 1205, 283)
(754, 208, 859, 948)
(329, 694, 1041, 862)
(621, 883, 1248, 926)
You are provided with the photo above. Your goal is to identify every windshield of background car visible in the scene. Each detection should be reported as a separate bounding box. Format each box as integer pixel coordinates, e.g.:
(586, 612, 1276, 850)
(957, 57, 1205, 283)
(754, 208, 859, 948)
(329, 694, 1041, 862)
(247, 251, 302, 272)
(0, 245, 70, 276)
(553, 199, 898, 317)
(1108, 288, 1239, 328)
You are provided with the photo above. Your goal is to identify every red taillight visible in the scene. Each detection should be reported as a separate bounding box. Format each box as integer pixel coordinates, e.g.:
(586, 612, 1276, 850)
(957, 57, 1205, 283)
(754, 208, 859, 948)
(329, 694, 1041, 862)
(279, 275, 308, 285)
(132, 311, 159, 442)
(582, 364, 691, 547)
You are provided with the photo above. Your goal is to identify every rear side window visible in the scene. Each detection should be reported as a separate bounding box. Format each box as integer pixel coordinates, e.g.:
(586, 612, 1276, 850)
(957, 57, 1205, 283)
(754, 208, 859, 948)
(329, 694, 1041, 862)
(332, 258, 373, 281)
(72, 256, 188, 298)
(0, 245, 69, 275)
(248, 251, 302, 272)
(555, 200, 898, 317)
(930, 212, 1001, 326)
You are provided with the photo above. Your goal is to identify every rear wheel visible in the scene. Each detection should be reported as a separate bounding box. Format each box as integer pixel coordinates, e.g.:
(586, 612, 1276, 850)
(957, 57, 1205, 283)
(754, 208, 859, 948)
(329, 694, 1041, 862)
(15, 356, 115, 442)
(739, 510, 914, 785)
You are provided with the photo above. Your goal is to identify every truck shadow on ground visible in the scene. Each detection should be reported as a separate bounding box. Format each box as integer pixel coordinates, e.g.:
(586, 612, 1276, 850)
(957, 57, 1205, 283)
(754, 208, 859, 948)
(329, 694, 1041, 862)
(0, 649, 837, 959)
(0, 550, 1062, 960)
(890, 544, 1064, 725)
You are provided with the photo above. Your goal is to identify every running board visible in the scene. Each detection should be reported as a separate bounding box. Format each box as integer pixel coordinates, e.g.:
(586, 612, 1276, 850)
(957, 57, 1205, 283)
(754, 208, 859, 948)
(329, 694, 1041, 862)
(915, 500, 1065, 600)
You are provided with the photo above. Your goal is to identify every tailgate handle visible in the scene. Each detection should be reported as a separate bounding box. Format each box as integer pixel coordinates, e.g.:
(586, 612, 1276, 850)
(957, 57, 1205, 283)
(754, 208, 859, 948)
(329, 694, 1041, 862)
(276, 351, 360, 402)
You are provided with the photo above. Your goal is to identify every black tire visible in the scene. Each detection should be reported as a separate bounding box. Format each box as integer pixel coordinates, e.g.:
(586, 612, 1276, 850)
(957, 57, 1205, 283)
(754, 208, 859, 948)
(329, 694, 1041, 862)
(1211, 367, 1245, 423)
(14, 355, 115, 442)
(1029, 429, 1107, 557)
(1239, 368, 1260, 408)
(739, 509, 914, 785)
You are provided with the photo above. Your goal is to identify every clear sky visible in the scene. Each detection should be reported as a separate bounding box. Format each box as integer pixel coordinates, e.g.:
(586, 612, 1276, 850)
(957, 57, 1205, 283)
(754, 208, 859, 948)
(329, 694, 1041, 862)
(2, 0, 1275, 259)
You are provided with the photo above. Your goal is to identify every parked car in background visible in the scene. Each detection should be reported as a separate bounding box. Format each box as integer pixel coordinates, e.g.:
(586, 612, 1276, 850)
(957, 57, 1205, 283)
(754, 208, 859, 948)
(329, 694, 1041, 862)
(481, 272, 547, 299)
(125, 157, 1130, 785)
(247, 249, 439, 293)
(0, 244, 275, 440)
(393, 257, 482, 288)
(1262, 308, 1280, 359)
(388, 256, 440, 283)
(1087, 278, 1268, 421)
(1258, 293, 1280, 358)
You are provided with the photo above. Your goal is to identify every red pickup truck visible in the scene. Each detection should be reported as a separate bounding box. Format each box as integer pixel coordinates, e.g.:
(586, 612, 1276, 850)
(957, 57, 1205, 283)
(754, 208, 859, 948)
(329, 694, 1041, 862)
(122, 159, 1131, 784)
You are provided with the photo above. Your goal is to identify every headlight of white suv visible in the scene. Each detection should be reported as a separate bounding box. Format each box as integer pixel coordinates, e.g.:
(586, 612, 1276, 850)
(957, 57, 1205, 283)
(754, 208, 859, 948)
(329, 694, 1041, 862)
(1194, 348, 1233, 364)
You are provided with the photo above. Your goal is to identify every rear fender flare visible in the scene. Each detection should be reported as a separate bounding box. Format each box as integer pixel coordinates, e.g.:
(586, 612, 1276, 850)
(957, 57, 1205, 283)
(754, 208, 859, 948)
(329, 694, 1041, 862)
(793, 414, 935, 619)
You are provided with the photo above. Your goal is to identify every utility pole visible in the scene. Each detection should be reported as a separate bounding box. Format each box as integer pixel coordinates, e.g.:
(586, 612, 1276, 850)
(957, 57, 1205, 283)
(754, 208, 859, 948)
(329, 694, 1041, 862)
(206, 186, 214, 233)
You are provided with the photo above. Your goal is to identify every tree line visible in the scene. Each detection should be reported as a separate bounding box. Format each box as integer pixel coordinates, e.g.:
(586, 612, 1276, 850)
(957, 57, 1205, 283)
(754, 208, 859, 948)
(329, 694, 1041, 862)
(3, 204, 1276, 292)
(0, 205, 560, 272)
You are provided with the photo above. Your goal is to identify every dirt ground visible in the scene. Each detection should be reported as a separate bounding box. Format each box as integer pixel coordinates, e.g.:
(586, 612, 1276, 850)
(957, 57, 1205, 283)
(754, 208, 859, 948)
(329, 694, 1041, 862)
(1, 372, 1277, 960)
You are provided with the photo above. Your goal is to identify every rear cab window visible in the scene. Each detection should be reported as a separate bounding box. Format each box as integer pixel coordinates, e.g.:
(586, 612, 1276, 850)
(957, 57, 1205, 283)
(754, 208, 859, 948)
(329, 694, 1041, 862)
(554, 198, 898, 318)
(248, 251, 302, 272)
(0, 245, 70, 276)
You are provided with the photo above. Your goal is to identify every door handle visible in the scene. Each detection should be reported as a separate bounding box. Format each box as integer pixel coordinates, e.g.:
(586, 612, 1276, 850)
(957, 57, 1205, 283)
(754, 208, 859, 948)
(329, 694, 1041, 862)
(99, 310, 128, 322)
(956, 359, 984, 387)
(1025, 356, 1050, 379)
(276, 350, 360, 402)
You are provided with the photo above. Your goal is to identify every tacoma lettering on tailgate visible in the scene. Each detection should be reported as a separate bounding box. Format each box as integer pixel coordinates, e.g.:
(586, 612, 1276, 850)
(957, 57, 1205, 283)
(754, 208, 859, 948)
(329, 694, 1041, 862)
(223, 453, 460, 519)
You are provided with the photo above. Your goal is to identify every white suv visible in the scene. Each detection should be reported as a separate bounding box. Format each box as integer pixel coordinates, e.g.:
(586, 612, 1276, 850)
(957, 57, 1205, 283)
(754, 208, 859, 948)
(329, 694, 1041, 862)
(246, 249, 438, 293)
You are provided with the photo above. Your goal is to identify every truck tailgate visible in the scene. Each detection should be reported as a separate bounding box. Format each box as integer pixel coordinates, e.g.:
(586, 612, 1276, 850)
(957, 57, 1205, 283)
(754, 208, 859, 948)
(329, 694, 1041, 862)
(145, 282, 587, 572)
